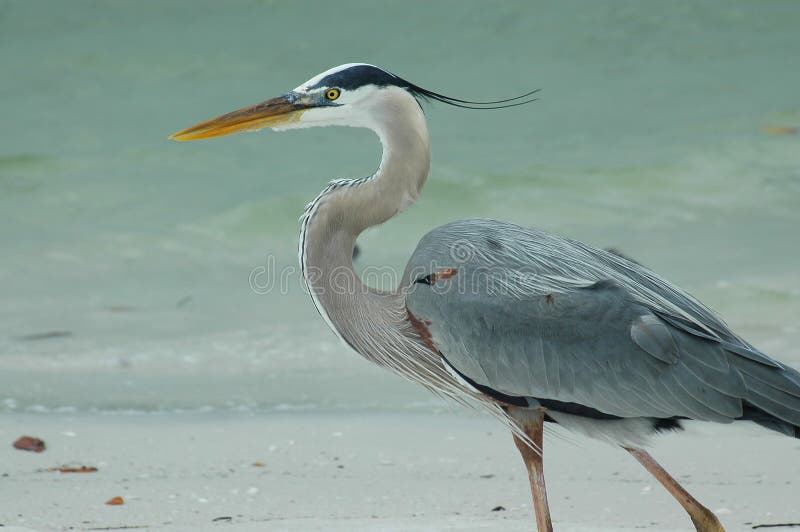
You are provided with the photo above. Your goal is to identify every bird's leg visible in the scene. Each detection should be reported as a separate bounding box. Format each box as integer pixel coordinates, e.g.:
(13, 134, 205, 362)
(509, 407, 553, 532)
(625, 447, 725, 532)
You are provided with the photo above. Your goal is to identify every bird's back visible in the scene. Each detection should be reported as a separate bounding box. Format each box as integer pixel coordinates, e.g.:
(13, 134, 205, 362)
(404, 218, 800, 439)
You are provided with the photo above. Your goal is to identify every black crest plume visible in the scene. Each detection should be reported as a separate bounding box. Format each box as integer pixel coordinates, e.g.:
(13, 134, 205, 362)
(313, 64, 539, 110)
(406, 81, 540, 110)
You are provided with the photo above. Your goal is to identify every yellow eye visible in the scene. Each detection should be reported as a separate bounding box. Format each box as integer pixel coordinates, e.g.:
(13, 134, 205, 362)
(325, 88, 341, 101)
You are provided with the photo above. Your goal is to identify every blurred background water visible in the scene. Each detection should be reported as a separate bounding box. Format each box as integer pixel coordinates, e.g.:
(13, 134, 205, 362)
(1, 0, 798, 415)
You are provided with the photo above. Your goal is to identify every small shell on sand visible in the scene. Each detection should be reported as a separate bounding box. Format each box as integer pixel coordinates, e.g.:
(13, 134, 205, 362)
(13, 436, 46, 453)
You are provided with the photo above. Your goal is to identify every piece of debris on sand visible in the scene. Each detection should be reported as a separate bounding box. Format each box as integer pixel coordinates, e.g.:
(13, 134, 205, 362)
(44, 465, 98, 473)
(13, 436, 46, 452)
(105, 496, 125, 506)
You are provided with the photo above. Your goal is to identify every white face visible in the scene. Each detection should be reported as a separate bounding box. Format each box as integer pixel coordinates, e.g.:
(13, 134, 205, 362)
(273, 63, 405, 131)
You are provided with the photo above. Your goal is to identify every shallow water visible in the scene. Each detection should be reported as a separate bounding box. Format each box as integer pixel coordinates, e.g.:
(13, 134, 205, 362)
(1, 1, 799, 413)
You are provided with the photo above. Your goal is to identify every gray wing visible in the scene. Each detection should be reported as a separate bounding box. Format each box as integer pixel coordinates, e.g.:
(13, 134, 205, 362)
(404, 219, 800, 426)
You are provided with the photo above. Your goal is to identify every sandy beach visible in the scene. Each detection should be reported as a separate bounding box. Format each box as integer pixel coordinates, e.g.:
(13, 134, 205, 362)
(2, 411, 798, 531)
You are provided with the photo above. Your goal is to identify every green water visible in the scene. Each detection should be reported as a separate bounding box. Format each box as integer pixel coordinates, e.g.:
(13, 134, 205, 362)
(1, 1, 799, 413)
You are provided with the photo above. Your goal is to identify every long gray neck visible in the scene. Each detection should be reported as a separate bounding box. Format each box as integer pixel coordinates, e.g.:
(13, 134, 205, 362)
(296, 88, 496, 408)
(299, 88, 430, 366)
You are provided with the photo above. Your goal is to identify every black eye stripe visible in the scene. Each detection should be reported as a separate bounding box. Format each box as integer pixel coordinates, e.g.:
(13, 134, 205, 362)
(309, 65, 405, 92)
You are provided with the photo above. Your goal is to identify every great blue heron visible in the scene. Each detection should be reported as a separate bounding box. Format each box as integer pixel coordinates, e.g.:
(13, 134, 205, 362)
(171, 63, 800, 531)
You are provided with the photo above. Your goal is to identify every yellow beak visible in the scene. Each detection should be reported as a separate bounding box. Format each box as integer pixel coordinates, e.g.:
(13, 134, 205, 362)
(169, 94, 311, 141)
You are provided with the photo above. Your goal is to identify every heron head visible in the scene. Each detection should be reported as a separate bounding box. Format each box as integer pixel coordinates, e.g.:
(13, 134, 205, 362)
(170, 63, 538, 141)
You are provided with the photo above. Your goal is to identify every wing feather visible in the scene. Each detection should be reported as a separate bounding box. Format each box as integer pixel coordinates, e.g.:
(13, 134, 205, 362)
(404, 219, 800, 427)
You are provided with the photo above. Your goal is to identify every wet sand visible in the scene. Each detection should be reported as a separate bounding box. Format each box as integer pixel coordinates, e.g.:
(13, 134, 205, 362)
(2, 411, 799, 531)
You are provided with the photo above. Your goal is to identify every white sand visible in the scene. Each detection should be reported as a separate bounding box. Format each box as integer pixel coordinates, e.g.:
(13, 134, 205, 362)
(1, 411, 798, 531)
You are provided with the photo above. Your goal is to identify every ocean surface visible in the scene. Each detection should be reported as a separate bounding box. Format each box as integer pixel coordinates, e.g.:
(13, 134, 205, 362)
(1, 1, 799, 415)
